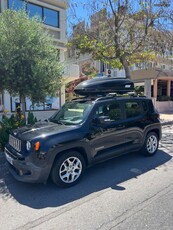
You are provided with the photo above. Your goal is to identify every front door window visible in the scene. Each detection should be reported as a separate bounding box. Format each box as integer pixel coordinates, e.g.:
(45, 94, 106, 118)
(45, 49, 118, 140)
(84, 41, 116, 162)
(95, 102, 122, 122)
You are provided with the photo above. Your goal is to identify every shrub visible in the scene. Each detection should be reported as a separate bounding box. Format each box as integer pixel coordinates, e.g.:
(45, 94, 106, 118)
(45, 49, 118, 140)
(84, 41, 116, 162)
(0, 112, 37, 150)
(135, 86, 144, 96)
(27, 111, 37, 125)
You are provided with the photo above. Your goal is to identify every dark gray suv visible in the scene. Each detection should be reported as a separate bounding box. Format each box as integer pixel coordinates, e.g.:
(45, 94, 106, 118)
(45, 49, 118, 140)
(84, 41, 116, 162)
(4, 78, 161, 187)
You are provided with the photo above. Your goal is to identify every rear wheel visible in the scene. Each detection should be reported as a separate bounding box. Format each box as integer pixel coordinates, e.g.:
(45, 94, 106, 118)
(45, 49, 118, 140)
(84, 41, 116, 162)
(142, 132, 159, 156)
(51, 151, 85, 187)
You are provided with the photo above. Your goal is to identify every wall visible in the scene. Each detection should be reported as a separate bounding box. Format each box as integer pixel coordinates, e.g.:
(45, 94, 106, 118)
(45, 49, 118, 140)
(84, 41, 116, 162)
(0, 110, 56, 122)
(152, 98, 173, 113)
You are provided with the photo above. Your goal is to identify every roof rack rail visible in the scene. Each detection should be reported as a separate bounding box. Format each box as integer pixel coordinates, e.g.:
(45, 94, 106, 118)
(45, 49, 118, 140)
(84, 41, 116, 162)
(127, 92, 146, 98)
(72, 92, 147, 102)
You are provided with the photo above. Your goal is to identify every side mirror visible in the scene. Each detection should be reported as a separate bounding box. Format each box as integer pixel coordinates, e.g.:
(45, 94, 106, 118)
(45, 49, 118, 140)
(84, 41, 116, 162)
(92, 116, 111, 125)
(92, 117, 100, 124)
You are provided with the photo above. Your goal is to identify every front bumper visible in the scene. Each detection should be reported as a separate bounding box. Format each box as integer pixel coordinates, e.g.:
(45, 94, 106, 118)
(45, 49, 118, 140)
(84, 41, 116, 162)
(4, 147, 50, 183)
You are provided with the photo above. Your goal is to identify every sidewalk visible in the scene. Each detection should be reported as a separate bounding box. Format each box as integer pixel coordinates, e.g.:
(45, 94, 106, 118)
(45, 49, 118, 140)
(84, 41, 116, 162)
(160, 112, 173, 125)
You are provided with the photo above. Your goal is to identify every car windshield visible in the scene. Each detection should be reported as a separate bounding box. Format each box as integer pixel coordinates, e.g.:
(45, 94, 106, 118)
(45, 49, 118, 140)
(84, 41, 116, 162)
(49, 101, 93, 125)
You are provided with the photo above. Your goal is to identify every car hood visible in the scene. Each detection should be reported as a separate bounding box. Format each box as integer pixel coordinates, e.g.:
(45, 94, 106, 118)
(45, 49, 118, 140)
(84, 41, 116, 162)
(11, 121, 77, 141)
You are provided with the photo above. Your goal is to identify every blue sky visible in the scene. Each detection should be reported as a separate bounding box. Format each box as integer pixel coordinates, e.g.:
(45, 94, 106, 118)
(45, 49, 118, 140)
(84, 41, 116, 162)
(67, 0, 89, 35)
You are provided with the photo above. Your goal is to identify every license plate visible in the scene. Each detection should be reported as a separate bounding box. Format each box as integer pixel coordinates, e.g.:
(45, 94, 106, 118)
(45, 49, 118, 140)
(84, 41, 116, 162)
(5, 152, 13, 165)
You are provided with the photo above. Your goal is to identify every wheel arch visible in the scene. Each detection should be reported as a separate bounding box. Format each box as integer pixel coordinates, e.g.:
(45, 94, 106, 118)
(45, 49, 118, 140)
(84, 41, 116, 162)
(49, 147, 89, 187)
(51, 146, 89, 170)
(146, 128, 160, 140)
(141, 129, 160, 156)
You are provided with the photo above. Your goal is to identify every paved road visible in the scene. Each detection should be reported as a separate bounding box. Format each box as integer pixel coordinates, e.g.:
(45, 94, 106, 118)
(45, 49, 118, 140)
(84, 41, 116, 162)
(0, 124, 173, 230)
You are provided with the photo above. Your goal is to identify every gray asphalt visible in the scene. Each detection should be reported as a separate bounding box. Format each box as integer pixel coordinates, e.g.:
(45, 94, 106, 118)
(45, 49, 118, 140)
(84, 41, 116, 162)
(0, 124, 173, 230)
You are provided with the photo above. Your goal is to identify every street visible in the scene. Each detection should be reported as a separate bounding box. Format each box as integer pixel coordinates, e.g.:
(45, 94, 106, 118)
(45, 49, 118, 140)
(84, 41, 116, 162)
(0, 124, 173, 230)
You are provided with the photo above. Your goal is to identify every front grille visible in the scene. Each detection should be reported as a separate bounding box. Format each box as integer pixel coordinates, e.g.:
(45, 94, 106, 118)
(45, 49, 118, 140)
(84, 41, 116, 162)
(9, 135, 21, 152)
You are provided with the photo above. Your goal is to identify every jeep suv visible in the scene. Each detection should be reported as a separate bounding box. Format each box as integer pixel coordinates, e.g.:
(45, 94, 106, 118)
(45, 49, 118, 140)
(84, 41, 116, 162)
(4, 79, 161, 187)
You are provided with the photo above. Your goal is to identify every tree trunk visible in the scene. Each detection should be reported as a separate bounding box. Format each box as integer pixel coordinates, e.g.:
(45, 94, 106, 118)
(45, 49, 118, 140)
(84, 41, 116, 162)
(120, 56, 131, 79)
(20, 95, 26, 120)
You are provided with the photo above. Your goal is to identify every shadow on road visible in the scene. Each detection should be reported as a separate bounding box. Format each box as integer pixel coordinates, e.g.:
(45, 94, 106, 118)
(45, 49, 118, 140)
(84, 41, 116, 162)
(0, 148, 172, 209)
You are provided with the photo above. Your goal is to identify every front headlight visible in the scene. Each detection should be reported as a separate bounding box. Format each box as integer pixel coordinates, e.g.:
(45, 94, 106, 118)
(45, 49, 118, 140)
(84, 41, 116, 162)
(26, 141, 31, 151)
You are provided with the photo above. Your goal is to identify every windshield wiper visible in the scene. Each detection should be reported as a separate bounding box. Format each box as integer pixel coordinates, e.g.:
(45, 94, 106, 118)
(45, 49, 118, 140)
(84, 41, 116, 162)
(56, 121, 65, 125)
(49, 119, 64, 125)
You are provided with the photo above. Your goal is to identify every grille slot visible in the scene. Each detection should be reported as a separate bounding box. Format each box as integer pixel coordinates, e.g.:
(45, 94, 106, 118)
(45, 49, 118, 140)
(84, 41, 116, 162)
(9, 135, 21, 152)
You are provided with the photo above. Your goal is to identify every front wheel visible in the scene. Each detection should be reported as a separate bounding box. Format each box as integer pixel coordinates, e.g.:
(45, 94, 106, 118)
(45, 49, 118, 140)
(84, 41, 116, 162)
(51, 151, 86, 187)
(142, 132, 159, 156)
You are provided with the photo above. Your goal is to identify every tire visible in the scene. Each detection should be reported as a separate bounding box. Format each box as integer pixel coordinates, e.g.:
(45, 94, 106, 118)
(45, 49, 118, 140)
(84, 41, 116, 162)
(142, 132, 159, 156)
(51, 151, 86, 188)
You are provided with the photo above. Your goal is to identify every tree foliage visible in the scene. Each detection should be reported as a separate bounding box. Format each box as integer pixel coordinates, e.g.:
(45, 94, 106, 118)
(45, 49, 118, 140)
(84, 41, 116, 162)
(81, 61, 98, 77)
(0, 9, 63, 113)
(69, 0, 173, 78)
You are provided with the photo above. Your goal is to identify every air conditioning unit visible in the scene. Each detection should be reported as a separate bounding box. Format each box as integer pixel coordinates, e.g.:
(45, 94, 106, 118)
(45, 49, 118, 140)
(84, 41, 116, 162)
(105, 69, 112, 77)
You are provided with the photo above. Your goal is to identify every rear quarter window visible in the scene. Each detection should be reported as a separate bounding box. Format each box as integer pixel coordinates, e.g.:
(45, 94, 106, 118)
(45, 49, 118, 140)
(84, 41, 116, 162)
(148, 100, 155, 112)
(142, 101, 148, 112)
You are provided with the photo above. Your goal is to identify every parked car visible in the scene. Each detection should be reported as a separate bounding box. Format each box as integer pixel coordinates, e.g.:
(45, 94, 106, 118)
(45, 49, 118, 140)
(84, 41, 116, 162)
(4, 78, 161, 187)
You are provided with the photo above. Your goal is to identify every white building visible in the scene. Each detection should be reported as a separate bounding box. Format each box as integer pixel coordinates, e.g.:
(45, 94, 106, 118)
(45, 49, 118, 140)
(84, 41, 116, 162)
(0, 0, 79, 120)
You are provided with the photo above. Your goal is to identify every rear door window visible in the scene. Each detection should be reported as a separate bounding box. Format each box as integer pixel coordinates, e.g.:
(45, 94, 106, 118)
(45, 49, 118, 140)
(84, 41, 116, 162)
(125, 101, 142, 118)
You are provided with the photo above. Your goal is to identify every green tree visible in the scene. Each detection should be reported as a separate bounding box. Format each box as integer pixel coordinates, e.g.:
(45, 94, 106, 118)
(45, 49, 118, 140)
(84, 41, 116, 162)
(0, 9, 63, 117)
(69, 0, 173, 79)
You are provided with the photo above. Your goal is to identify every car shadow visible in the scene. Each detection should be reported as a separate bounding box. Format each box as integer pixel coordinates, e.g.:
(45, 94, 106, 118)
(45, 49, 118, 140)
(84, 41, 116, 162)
(0, 148, 172, 209)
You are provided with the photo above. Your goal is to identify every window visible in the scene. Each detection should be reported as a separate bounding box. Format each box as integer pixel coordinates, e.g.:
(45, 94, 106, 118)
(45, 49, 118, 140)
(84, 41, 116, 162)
(8, 0, 25, 10)
(11, 96, 60, 112)
(125, 101, 142, 118)
(0, 93, 3, 111)
(50, 101, 92, 125)
(100, 61, 105, 72)
(142, 101, 148, 112)
(8, 1, 60, 28)
(26, 96, 60, 111)
(27, 3, 42, 20)
(96, 102, 121, 122)
(44, 8, 59, 27)
(148, 101, 154, 113)
(108, 103, 121, 121)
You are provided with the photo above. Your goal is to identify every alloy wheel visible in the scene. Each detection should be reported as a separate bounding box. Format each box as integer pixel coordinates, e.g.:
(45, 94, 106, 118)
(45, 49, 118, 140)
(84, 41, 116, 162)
(146, 135, 158, 154)
(59, 157, 82, 183)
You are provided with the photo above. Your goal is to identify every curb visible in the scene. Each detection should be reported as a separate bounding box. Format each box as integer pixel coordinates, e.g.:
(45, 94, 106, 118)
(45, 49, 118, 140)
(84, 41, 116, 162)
(161, 120, 173, 126)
